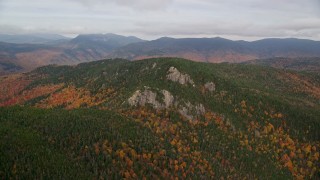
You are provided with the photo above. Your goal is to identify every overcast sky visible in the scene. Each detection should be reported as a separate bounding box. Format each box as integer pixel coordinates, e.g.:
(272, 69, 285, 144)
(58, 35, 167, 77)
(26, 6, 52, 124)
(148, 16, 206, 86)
(0, 0, 319, 40)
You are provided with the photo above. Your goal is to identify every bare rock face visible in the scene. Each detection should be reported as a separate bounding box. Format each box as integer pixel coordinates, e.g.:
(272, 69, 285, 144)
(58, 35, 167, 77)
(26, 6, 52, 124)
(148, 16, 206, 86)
(195, 103, 206, 115)
(128, 90, 141, 106)
(152, 63, 157, 69)
(179, 102, 206, 120)
(178, 107, 194, 120)
(128, 89, 162, 109)
(204, 82, 216, 92)
(161, 90, 174, 108)
(128, 88, 174, 109)
(167, 67, 195, 86)
(128, 87, 206, 121)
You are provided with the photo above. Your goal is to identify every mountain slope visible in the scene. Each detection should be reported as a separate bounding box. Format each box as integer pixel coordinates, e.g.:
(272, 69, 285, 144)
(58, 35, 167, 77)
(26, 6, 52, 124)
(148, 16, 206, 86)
(0, 58, 319, 179)
(108, 37, 256, 62)
(108, 37, 320, 63)
(0, 34, 70, 44)
(0, 42, 64, 74)
(70, 33, 144, 48)
(243, 57, 320, 73)
(51, 33, 145, 64)
(250, 38, 320, 57)
(0, 34, 144, 74)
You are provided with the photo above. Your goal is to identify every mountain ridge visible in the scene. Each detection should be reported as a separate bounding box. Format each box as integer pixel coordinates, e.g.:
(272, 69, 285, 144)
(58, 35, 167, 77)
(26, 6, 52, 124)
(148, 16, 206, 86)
(0, 33, 70, 44)
(1, 34, 320, 74)
(108, 37, 320, 62)
(0, 34, 145, 74)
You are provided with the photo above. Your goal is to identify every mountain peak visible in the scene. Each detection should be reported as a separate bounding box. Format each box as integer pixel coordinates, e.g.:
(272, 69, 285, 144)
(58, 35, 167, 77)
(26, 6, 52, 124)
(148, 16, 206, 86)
(74, 33, 142, 40)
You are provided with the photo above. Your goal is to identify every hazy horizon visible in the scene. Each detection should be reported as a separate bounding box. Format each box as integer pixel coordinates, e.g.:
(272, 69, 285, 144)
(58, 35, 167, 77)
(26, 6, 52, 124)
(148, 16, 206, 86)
(2, 32, 320, 42)
(0, 0, 320, 41)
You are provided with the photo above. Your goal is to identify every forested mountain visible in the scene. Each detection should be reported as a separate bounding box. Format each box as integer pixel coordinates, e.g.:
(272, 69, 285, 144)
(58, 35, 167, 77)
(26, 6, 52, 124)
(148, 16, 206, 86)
(0, 34, 70, 44)
(70, 33, 145, 48)
(0, 58, 319, 179)
(108, 37, 320, 63)
(243, 57, 320, 73)
(0, 34, 144, 74)
(0, 42, 62, 75)
(51, 33, 145, 64)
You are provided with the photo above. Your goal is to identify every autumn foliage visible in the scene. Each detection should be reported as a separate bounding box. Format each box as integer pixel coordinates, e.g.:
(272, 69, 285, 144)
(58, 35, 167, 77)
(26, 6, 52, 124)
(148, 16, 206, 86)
(0, 58, 319, 179)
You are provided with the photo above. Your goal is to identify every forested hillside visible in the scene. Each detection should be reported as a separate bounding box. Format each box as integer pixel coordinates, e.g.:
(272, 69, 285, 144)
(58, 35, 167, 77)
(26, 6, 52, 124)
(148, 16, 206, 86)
(244, 57, 320, 73)
(0, 58, 319, 179)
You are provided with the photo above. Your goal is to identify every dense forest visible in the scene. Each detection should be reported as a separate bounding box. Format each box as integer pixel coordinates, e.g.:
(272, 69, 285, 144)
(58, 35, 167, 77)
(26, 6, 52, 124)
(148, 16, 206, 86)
(0, 58, 319, 179)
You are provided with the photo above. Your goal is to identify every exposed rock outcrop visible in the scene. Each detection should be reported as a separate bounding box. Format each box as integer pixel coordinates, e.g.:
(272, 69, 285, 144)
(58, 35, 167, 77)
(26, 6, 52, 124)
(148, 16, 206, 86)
(178, 102, 206, 120)
(128, 88, 174, 109)
(167, 67, 195, 86)
(178, 107, 193, 120)
(128, 89, 162, 109)
(128, 87, 205, 121)
(161, 90, 174, 108)
(152, 63, 157, 69)
(204, 82, 216, 92)
(195, 103, 206, 115)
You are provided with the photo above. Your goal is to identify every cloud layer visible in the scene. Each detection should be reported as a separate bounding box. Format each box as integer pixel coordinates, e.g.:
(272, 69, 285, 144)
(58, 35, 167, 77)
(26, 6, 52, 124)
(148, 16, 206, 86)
(0, 0, 319, 40)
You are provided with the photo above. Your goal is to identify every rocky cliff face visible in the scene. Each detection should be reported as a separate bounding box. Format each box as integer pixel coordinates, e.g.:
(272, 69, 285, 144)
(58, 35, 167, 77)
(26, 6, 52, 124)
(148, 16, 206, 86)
(128, 67, 209, 120)
(128, 89, 162, 109)
(128, 87, 174, 109)
(162, 90, 174, 108)
(166, 67, 195, 86)
(128, 87, 206, 120)
(178, 102, 206, 120)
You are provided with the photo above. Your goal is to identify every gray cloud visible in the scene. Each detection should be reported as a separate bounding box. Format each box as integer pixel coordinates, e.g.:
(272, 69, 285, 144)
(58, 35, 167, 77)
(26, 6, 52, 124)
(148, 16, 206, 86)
(0, 0, 319, 40)
(115, 0, 173, 10)
(72, 0, 173, 10)
(0, 24, 25, 34)
(128, 17, 320, 40)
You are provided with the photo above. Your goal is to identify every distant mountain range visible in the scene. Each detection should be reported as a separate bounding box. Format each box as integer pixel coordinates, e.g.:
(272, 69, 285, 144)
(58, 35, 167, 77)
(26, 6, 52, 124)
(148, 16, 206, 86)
(1, 33, 320, 74)
(0, 33, 144, 74)
(108, 37, 320, 63)
(0, 33, 70, 44)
